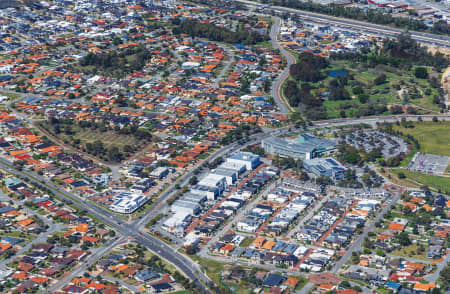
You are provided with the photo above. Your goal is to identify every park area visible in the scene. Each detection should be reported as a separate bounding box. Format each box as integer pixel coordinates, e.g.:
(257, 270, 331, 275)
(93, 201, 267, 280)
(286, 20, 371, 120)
(322, 61, 441, 118)
(390, 168, 450, 195)
(387, 121, 450, 194)
(39, 120, 153, 163)
(283, 38, 446, 120)
(392, 121, 450, 157)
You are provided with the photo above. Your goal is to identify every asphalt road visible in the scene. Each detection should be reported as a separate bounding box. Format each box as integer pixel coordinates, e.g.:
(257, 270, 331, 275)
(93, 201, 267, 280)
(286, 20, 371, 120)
(0, 191, 67, 271)
(331, 192, 402, 273)
(45, 236, 127, 293)
(0, 158, 214, 294)
(237, 0, 450, 48)
(270, 16, 293, 114)
(1, 114, 449, 293)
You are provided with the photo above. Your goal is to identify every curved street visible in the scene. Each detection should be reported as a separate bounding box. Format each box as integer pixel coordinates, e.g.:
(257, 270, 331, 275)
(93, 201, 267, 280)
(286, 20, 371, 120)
(270, 16, 295, 114)
(1, 114, 449, 293)
(237, 0, 450, 48)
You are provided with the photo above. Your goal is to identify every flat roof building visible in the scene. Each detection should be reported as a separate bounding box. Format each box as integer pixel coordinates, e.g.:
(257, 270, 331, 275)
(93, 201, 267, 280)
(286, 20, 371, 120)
(262, 137, 315, 160)
(212, 168, 238, 185)
(150, 167, 169, 179)
(262, 134, 336, 160)
(227, 152, 260, 170)
(218, 161, 247, 175)
(197, 174, 227, 198)
(171, 200, 201, 215)
(303, 157, 346, 180)
(191, 184, 220, 200)
(110, 192, 149, 214)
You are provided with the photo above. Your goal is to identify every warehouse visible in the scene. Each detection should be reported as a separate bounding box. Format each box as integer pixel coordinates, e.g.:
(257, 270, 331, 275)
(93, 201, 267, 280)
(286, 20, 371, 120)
(191, 184, 220, 200)
(198, 174, 227, 194)
(181, 192, 207, 204)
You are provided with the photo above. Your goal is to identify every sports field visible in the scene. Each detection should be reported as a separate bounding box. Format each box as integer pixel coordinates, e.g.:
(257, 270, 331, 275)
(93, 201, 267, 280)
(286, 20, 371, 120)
(393, 121, 450, 157)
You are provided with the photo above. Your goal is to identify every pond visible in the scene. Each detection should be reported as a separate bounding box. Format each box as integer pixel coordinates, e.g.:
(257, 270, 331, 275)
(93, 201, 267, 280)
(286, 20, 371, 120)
(328, 70, 348, 77)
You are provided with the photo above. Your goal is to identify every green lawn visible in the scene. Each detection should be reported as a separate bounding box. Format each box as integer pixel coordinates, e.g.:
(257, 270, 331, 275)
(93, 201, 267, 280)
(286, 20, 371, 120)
(239, 237, 255, 248)
(38, 121, 152, 163)
(390, 244, 430, 261)
(285, 57, 441, 119)
(189, 256, 254, 294)
(0, 92, 22, 100)
(390, 169, 450, 194)
(393, 121, 450, 157)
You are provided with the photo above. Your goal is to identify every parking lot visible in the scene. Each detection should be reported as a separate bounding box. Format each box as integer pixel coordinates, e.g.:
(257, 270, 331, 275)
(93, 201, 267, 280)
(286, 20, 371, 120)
(340, 130, 408, 159)
(408, 153, 450, 175)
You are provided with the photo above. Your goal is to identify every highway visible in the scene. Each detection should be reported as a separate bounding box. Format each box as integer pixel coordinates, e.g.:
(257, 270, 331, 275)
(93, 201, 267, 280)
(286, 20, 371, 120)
(237, 0, 450, 48)
(1, 114, 449, 293)
(0, 158, 214, 294)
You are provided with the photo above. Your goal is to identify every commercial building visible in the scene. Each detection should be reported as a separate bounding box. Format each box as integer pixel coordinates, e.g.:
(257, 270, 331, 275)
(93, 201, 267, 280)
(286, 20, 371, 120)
(303, 157, 346, 180)
(218, 161, 247, 175)
(226, 152, 260, 170)
(261, 134, 336, 160)
(212, 168, 238, 185)
(130, 178, 155, 193)
(110, 192, 149, 214)
(171, 200, 201, 215)
(170, 192, 206, 215)
(150, 167, 170, 179)
(262, 137, 315, 160)
(191, 185, 220, 200)
(194, 174, 227, 200)
(297, 133, 336, 156)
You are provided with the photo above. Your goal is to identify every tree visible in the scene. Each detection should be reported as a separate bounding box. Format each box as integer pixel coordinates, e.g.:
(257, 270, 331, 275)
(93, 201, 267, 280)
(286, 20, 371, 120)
(351, 251, 360, 264)
(396, 231, 411, 246)
(391, 105, 403, 114)
(189, 176, 198, 185)
(289, 52, 328, 82)
(414, 67, 428, 79)
(172, 19, 265, 45)
(329, 87, 351, 101)
(406, 106, 417, 114)
(374, 73, 387, 85)
(339, 280, 351, 289)
(107, 146, 122, 162)
(186, 244, 198, 255)
(398, 172, 405, 179)
(352, 86, 363, 95)
(358, 93, 369, 104)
